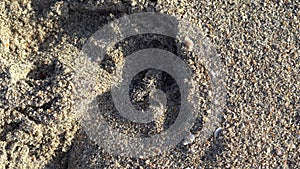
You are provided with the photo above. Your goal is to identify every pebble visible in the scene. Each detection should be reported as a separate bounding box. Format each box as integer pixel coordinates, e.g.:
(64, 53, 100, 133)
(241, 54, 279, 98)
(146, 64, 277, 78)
(184, 36, 194, 51)
(183, 132, 195, 145)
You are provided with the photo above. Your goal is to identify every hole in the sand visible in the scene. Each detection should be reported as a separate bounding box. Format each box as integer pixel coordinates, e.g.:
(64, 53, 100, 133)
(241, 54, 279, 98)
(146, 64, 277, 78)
(27, 60, 62, 80)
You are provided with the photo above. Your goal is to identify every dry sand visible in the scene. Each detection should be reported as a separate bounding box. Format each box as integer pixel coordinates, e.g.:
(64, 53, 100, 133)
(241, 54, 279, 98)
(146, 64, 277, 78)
(0, 0, 299, 168)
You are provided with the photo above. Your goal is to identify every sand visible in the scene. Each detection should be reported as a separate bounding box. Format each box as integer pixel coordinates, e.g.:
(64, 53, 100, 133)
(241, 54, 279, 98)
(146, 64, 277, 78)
(0, 0, 299, 168)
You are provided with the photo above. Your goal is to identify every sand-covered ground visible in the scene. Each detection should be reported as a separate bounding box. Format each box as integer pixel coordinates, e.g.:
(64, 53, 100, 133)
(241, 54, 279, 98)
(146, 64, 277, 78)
(0, 0, 299, 168)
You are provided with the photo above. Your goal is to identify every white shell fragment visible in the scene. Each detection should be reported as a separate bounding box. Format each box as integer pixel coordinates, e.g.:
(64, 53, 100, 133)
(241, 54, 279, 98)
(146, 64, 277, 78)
(183, 132, 195, 145)
(214, 127, 223, 138)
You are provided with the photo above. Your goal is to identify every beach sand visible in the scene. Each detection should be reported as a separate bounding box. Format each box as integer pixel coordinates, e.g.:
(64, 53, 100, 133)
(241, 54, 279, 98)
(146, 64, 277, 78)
(0, 0, 299, 168)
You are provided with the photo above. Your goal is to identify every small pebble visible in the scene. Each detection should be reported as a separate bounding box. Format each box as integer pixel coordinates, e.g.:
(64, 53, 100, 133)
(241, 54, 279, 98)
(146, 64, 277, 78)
(183, 132, 195, 145)
(184, 36, 194, 51)
(275, 147, 283, 156)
